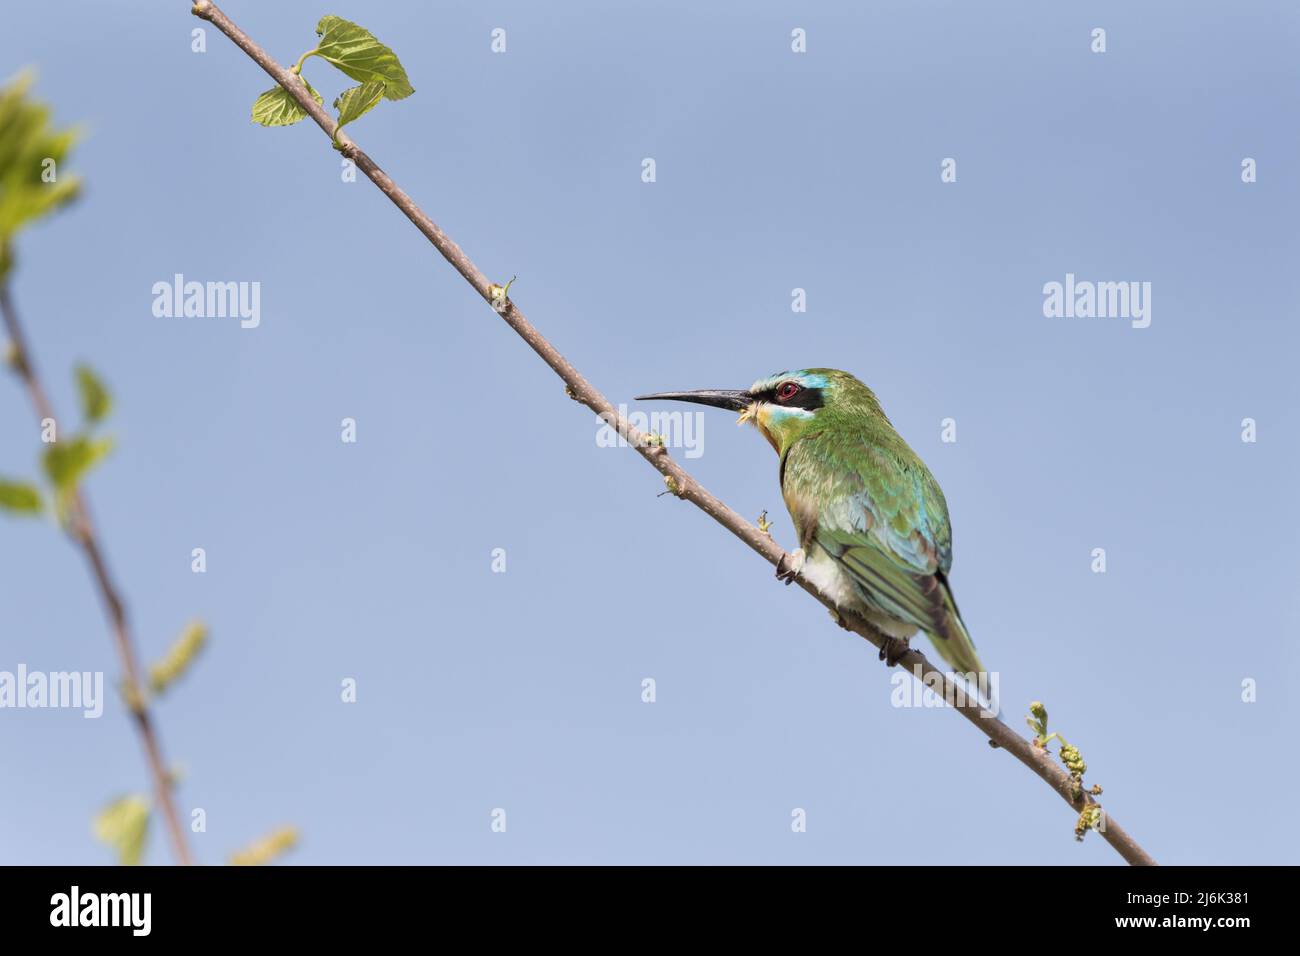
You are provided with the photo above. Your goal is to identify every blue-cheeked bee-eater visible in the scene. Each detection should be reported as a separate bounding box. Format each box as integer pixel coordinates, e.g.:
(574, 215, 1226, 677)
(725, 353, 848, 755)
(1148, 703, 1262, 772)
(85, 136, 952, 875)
(637, 369, 985, 675)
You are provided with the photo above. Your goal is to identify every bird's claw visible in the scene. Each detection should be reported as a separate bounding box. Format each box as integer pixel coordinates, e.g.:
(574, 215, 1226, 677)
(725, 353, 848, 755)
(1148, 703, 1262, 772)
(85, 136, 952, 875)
(878, 636, 910, 667)
(775, 548, 805, 585)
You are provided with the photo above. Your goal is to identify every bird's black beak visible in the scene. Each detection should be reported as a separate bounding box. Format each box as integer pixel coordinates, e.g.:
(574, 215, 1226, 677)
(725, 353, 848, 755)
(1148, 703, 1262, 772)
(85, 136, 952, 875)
(633, 388, 752, 412)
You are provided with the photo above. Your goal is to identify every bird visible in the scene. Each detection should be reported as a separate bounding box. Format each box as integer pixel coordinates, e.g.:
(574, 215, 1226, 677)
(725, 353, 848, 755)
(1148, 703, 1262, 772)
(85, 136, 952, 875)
(636, 368, 985, 676)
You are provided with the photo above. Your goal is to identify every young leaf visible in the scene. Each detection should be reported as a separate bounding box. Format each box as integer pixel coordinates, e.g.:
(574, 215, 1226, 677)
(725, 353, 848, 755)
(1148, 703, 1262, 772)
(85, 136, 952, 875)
(92, 794, 151, 866)
(314, 16, 414, 100)
(42, 433, 112, 491)
(229, 825, 300, 866)
(334, 82, 386, 130)
(251, 77, 323, 127)
(149, 621, 209, 695)
(0, 478, 43, 515)
(0, 71, 82, 276)
(75, 363, 111, 424)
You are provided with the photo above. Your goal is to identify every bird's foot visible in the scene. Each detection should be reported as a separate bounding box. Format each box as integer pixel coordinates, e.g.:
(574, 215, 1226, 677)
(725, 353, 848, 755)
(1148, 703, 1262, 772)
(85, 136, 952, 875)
(775, 548, 806, 585)
(878, 635, 911, 667)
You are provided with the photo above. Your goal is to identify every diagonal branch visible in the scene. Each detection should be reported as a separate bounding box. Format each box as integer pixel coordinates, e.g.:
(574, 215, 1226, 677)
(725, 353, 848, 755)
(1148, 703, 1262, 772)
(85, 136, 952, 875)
(0, 281, 194, 866)
(190, 0, 1155, 866)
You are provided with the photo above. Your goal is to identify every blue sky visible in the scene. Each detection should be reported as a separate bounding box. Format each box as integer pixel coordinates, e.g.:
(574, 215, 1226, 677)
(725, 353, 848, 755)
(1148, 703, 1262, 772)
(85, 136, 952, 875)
(2, 1, 1297, 864)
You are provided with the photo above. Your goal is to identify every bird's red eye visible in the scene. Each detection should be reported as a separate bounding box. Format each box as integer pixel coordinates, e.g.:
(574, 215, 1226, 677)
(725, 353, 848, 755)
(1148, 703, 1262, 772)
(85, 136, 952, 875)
(777, 382, 802, 402)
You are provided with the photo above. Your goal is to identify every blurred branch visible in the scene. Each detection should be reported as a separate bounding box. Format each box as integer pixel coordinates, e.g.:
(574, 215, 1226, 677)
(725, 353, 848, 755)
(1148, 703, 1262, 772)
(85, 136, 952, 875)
(0, 282, 194, 866)
(191, 0, 1155, 866)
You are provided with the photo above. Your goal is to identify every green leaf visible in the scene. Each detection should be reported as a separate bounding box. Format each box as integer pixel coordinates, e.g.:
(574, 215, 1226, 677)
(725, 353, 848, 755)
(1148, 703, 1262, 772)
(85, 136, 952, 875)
(251, 77, 323, 127)
(333, 82, 386, 130)
(92, 794, 150, 866)
(314, 16, 414, 100)
(42, 433, 113, 491)
(0, 70, 82, 252)
(75, 363, 111, 424)
(229, 825, 300, 866)
(0, 477, 42, 515)
(149, 621, 209, 695)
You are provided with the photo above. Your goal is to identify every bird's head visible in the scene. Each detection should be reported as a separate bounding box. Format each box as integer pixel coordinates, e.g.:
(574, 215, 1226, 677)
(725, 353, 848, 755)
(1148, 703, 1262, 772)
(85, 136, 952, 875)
(637, 368, 886, 455)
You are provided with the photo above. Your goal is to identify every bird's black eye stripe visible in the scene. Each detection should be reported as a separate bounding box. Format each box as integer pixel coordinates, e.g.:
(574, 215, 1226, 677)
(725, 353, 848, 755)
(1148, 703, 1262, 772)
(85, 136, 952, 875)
(758, 384, 825, 411)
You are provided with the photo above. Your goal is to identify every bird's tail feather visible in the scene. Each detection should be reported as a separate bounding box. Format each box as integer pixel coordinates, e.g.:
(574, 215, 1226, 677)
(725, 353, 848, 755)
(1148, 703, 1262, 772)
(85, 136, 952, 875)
(932, 607, 984, 676)
(927, 576, 990, 702)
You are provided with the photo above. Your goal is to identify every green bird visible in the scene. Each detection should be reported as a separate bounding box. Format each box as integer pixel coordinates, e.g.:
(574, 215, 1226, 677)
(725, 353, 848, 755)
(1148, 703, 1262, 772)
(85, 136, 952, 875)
(637, 368, 985, 675)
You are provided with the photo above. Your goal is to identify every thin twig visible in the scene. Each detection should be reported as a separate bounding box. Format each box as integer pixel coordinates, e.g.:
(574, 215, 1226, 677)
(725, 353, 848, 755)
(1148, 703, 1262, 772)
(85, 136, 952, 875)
(0, 281, 194, 866)
(190, 0, 1156, 866)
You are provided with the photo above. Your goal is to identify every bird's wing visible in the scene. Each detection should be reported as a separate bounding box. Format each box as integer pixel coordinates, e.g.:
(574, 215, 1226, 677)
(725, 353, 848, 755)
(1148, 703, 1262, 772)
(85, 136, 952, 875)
(783, 430, 983, 673)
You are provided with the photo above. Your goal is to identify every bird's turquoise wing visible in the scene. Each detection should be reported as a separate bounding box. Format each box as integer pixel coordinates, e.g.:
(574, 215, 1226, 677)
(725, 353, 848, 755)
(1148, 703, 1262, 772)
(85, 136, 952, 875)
(783, 430, 984, 674)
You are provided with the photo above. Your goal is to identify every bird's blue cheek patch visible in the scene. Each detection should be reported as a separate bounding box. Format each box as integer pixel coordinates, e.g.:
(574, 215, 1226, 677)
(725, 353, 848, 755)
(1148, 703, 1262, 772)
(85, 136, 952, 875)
(757, 406, 816, 446)
(765, 406, 815, 424)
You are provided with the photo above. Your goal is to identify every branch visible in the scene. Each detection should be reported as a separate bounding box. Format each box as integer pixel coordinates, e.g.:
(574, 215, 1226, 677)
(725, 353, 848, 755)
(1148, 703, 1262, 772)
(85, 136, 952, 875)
(191, 0, 1155, 866)
(0, 281, 194, 866)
